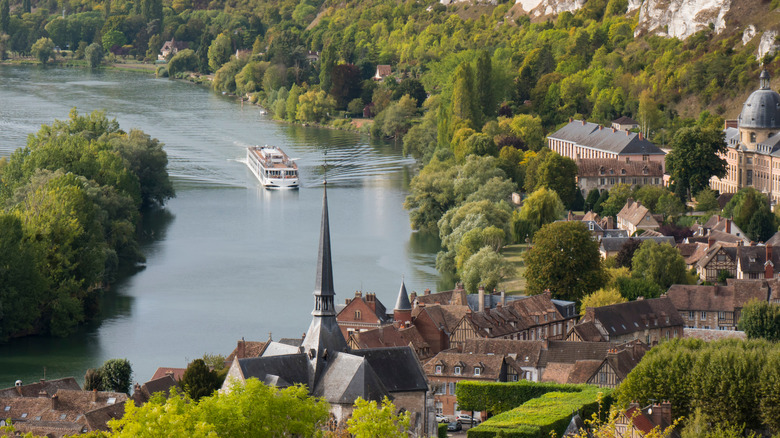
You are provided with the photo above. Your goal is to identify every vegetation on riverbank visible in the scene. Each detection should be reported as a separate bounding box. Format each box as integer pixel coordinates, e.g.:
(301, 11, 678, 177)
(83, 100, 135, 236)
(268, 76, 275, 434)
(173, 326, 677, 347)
(0, 109, 174, 340)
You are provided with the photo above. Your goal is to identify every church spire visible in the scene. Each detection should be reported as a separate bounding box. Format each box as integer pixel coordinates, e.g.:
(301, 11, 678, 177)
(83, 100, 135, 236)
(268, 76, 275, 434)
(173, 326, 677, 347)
(313, 182, 335, 313)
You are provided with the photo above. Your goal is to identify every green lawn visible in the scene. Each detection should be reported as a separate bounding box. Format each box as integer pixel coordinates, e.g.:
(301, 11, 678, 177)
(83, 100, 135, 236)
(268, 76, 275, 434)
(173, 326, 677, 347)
(499, 244, 529, 294)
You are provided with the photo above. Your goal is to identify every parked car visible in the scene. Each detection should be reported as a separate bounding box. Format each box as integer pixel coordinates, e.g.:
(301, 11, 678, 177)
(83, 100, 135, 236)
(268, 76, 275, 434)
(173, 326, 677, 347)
(456, 414, 479, 425)
(447, 421, 462, 432)
(436, 414, 448, 423)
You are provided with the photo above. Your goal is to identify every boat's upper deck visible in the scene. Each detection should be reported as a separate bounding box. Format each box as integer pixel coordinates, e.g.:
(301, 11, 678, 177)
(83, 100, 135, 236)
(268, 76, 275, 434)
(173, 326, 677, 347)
(248, 146, 298, 170)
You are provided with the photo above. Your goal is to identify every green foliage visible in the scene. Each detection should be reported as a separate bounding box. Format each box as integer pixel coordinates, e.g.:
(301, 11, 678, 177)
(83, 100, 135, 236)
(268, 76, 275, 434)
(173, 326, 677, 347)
(599, 183, 632, 217)
(631, 240, 688, 289)
(85, 42, 104, 68)
(634, 185, 669, 214)
(614, 238, 641, 269)
(694, 188, 719, 212)
(167, 49, 198, 77)
(84, 368, 104, 391)
(738, 299, 780, 342)
(31, 37, 54, 65)
(109, 379, 330, 437)
(524, 149, 577, 208)
(438, 422, 448, 438)
(181, 359, 222, 401)
(102, 358, 133, 394)
(456, 380, 585, 415)
(616, 276, 663, 300)
(580, 287, 626, 315)
(515, 187, 564, 238)
(524, 221, 607, 301)
(666, 126, 727, 200)
(347, 397, 410, 438)
(207, 33, 232, 73)
(585, 188, 601, 212)
(723, 187, 777, 241)
(461, 246, 515, 293)
(464, 383, 611, 438)
(617, 338, 780, 432)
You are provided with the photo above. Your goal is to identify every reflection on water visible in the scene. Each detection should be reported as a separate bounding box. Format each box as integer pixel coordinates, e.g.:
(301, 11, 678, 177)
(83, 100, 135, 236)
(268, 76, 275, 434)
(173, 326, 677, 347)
(0, 65, 440, 387)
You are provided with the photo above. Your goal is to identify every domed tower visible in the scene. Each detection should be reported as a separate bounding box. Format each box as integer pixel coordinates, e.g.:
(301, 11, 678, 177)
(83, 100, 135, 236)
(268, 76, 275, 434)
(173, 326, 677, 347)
(739, 70, 780, 149)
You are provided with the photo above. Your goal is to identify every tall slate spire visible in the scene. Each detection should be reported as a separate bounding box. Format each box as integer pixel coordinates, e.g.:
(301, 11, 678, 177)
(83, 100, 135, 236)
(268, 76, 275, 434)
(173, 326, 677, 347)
(302, 182, 348, 387)
(313, 182, 336, 312)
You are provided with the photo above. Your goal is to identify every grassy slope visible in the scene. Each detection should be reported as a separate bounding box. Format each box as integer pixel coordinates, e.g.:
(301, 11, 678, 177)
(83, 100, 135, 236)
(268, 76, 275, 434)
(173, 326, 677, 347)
(499, 244, 529, 294)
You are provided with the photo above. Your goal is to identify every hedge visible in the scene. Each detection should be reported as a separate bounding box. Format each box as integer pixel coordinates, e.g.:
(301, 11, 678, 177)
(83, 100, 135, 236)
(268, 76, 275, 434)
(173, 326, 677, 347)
(438, 422, 448, 438)
(466, 384, 612, 438)
(456, 380, 585, 415)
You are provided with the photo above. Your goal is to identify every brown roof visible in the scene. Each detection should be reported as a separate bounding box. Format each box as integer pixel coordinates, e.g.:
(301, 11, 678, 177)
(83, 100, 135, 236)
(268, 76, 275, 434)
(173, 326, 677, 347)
(569, 321, 605, 342)
(613, 116, 639, 126)
(567, 360, 603, 384)
(349, 325, 429, 356)
(0, 378, 81, 398)
(576, 159, 663, 178)
(131, 375, 180, 405)
(667, 279, 774, 312)
(462, 339, 545, 367)
(540, 362, 575, 384)
(413, 286, 467, 307)
(226, 341, 269, 361)
(541, 341, 612, 365)
(424, 351, 506, 380)
(683, 328, 747, 341)
(581, 297, 684, 338)
(412, 304, 469, 333)
(464, 292, 573, 339)
(150, 367, 187, 382)
(617, 198, 659, 229)
(677, 242, 709, 265)
(697, 243, 739, 269)
(375, 65, 392, 77)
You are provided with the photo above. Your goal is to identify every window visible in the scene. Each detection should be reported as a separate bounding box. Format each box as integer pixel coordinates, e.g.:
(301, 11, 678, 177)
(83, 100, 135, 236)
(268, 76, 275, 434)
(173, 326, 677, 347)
(474, 367, 481, 376)
(21, 413, 27, 418)
(3, 406, 8, 412)
(701, 311, 707, 320)
(60, 414, 67, 420)
(435, 384, 445, 395)
(435, 365, 442, 374)
(454, 366, 461, 375)
(688, 311, 694, 319)
(34, 416, 41, 421)
(449, 382, 456, 394)
(354, 311, 361, 320)
(643, 155, 649, 161)
(751, 132, 757, 142)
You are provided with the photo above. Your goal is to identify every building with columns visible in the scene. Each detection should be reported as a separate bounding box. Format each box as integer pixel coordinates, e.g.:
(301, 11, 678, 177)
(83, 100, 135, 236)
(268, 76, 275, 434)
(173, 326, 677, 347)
(711, 70, 780, 204)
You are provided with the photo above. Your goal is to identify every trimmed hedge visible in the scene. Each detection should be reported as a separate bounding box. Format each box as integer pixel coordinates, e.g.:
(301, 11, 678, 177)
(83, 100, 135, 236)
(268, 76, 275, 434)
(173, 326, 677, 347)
(438, 422, 448, 438)
(456, 380, 585, 415)
(466, 384, 611, 438)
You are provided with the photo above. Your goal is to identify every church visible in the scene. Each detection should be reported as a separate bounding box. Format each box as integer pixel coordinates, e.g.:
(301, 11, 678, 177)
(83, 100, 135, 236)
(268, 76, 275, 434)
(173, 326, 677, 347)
(221, 185, 434, 436)
(710, 70, 780, 204)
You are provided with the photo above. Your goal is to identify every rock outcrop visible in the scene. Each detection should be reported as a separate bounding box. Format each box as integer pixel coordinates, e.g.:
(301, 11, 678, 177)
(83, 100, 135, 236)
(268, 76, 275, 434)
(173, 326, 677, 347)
(631, 0, 732, 40)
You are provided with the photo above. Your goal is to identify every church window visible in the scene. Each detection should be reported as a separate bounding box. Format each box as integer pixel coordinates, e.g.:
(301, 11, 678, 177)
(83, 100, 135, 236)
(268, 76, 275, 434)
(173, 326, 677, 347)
(751, 132, 757, 142)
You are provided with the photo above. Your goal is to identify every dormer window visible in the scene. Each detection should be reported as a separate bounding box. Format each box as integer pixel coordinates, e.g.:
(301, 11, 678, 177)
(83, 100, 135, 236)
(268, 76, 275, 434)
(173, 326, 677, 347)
(474, 367, 481, 376)
(3, 406, 9, 412)
(21, 413, 27, 418)
(621, 169, 626, 174)
(435, 365, 442, 374)
(599, 167, 605, 175)
(454, 366, 462, 375)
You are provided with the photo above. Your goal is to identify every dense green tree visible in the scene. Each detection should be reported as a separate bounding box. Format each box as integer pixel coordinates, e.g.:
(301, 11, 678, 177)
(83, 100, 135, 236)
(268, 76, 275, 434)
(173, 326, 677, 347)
(286, 84, 302, 122)
(31, 37, 55, 65)
(102, 358, 133, 394)
(474, 50, 495, 119)
(207, 33, 232, 73)
(180, 359, 221, 401)
(599, 183, 632, 217)
(167, 48, 197, 77)
(0, 0, 9, 34)
(526, 150, 578, 208)
(347, 397, 410, 438)
(85, 42, 104, 68)
(524, 221, 607, 301)
(666, 126, 727, 200)
(738, 300, 780, 342)
(746, 206, 777, 242)
(506, 114, 545, 151)
(694, 188, 719, 211)
(380, 94, 417, 140)
(580, 287, 626, 315)
(318, 42, 337, 93)
(330, 63, 362, 109)
(584, 188, 600, 212)
(451, 61, 478, 128)
(394, 78, 427, 107)
(631, 240, 687, 289)
(102, 30, 126, 53)
(84, 368, 104, 391)
(593, 189, 609, 214)
(296, 89, 336, 123)
(616, 276, 663, 300)
(614, 238, 641, 269)
(634, 185, 668, 213)
(516, 187, 564, 236)
(657, 192, 686, 220)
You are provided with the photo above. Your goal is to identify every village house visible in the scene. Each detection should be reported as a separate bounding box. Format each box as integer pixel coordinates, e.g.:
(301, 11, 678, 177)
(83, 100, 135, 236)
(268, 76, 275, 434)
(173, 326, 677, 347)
(131, 375, 179, 405)
(346, 324, 431, 360)
(611, 115, 640, 131)
(0, 380, 127, 437)
(667, 278, 780, 330)
(462, 338, 546, 382)
(411, 302, 469, 355)
(695, 242, 780, 282)
(696, 242, 739, 282)
(547, 119, 665, 166)
(220, 187, 433, 436)
(540, 340, 647, 389)
(449, 291, 577, 350)
(423, 350, 509, 418)
(576, 159, 664, 194)
(615, 401, 678, 438)
(373, 65, 392, 81)
(158, 38, 187, 61)
(709, 71, 780, 205)
(566, 211, 626, 240)
(616, 198, 662, 235)
(335, 290, 391, 339)
(576, 297, 684, 345)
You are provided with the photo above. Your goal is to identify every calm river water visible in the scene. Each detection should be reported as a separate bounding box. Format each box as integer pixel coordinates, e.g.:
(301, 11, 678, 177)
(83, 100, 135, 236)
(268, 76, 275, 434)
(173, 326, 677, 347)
(0, 65, 445, 388)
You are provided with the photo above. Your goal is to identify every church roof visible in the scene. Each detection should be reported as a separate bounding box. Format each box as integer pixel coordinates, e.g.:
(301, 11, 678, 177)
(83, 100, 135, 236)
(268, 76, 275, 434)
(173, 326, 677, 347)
(351, 347, 429, 392)
(314, 185, 335, 298)
(238, 354, 310, 388)
(313, 353, 389, 403)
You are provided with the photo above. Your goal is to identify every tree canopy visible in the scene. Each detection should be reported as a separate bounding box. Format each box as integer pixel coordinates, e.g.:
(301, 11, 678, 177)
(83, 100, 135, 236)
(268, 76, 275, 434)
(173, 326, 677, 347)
(665, 126, 727, 200)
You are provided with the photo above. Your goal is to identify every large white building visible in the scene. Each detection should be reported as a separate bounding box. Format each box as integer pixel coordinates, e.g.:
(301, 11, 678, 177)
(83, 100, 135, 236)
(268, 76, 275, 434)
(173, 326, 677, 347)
(710, 70, 780, 204)
(547, 119, 666, 165)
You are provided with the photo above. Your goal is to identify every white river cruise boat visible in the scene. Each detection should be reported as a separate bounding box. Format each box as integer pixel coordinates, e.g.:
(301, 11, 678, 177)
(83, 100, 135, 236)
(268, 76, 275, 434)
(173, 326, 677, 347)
(246, 145, 300, 189)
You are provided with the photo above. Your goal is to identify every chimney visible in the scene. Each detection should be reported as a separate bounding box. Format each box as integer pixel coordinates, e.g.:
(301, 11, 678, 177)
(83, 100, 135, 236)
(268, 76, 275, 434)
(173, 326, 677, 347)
(237, 338, 246, 359)
(51, 394, 59, 410)
(478, 286, 485, 312)
(92, 389, 98, 403)
(355, 291, 362, 298)
(569, 117, 573, 123)
(584, 307, 595, 321)
(638, 132, 643, 140)
(38, 389, 48, 398)
(612, 127, 616, 133)
(599, 125, 603, 130)
(767, 245, 774, 279)
(424, 288, 431, 296)
(501, 290, 506, 306)
(726, 219, 731, 234)
(410, 291, 417, 303)
(649, 402, 672, 427)
(708, 237, 715, 249)
(581, 120, 586, 126)
(14, 380, 22, 396)
(659, 401, 672, 425)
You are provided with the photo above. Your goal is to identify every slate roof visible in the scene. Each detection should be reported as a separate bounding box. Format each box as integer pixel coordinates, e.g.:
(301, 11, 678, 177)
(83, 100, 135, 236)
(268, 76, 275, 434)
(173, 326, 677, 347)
(612, 116, 639, 126)
(739, 70, 780, 129)
(677, 242, 709, 266)
(576, 159, 663, 177)
(737, 245, 780, 273)
(582, 297, 684, 338)
(568, 321, 605, 342)
(395, 281, 412, 311)
(0, 378, 81, 398)
(465, 293, 526, 311)
(766, 231, 780, 246)
(600, 236, 675, 253)
(352, 347, 429, 392)
(238, 354, 310, 388)
(262, 341, 302, 356)
(313, 353, 389, 403)
(548, 120, 665, 156)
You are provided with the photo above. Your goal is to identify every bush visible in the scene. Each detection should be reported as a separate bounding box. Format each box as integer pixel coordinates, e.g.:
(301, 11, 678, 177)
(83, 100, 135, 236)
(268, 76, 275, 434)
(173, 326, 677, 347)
(438, 422, 448, 438)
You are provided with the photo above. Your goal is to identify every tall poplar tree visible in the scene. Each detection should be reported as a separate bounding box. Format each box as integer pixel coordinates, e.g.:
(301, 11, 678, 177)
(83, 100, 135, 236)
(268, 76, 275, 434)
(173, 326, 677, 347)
(450, 61, 478, 129)
(474, 50, 494, 121)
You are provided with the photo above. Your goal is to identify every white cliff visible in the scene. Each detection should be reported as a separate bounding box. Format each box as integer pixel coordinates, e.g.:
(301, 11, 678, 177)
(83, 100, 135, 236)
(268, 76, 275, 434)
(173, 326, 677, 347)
(633, 0, 732, 40)
(514, 0, 586, 18)
(758, 30, 779, 61)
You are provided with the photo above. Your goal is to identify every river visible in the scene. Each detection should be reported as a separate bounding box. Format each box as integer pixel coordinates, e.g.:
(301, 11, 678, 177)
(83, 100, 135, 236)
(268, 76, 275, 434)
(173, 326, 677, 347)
(0, 65, 445, 388)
